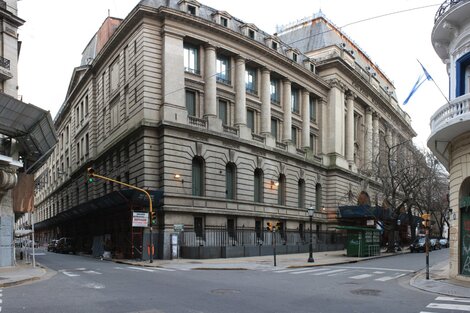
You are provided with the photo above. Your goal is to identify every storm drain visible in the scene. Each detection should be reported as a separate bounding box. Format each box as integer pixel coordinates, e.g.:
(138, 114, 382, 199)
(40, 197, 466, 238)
(350, 289, 381, 296)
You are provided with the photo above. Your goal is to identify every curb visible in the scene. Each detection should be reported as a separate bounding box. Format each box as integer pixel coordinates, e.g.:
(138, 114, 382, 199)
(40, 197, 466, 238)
(0, 276, 41, 288)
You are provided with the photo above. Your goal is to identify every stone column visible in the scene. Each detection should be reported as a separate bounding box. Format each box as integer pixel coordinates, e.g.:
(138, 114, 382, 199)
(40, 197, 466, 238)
(345, 91, 355, 164)
(203, 44, 217, 118)
(234, 56, 246, 126)
(0, 167, 18, 267)
(326, 79, 345, 155)
(364, 108, 373, 169)
(372, 113, 380, 161)
(302, 90, 310, 148)
(282, 79, 292, 142)
(260, 68, 271, 135)
(319, 97, 327, 155)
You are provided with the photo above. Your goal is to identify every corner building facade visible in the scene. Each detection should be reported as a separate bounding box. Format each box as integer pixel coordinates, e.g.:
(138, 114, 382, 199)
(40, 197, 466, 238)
(429, 0, 470, 281)
(34, 0, 415, 260)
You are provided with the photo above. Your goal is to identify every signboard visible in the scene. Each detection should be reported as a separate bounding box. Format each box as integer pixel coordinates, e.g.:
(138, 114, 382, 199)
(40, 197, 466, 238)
(173, 224, 184, 232)
(132, 212, 149, 228)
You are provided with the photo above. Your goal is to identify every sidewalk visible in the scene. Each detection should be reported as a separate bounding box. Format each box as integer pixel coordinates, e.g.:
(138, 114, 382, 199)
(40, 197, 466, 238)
(1, 249, 468, 298)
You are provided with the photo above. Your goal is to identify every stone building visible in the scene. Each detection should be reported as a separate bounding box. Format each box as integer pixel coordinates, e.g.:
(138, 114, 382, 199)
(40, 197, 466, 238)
(428, 0, 470, 280)
(33, 0, 415, 260)
(0, 0, 56, 267)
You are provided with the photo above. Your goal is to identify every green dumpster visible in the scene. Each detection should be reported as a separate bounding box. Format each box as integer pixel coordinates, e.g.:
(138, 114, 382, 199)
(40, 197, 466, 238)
(336, 226, 381, 257)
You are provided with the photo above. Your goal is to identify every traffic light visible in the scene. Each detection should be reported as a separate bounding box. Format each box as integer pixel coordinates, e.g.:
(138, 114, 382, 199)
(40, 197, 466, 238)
(266, 222, 273, 231)
(150, 210, 157, 225)
(421, 213, 430, 228)
(87, 167, 95, 183)
(276, 222, 282, 231)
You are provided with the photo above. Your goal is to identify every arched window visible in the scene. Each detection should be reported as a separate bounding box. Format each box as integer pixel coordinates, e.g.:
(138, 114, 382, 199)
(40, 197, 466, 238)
(278, 174, 286, 205)
(192, 156, 205, 196)
(254, 168, 264, 203)
(315, 183, 322, 210)
(226, 162, 237, 200)
(298, 179, 305, 208)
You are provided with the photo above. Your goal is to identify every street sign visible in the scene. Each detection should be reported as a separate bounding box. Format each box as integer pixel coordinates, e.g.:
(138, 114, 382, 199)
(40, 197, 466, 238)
(132, 212, 149, 228)
(173, 224, 184, 232)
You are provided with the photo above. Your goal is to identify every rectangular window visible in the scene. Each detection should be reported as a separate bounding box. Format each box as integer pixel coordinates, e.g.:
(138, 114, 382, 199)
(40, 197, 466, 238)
(248, 29, 255, 39)
(110, 97, 120, 129)
(272, 41, 278, 50)
(186, 90, 196, 116)
(247, 109, 255, 132)
(292, 53, 298, 62)
(85, 133, 89, 156)
(291, 88, 299, 113)
(187, 5, 196, 15)
(245, 67, 257, 94)
(84, 95, 89, 117)
(76, 106, 80, 127)
(227, 218, 235, 238)
(220, 17, 228, 27)
(184, 43, 199, 74)
(292, 127, 297, 147)
(194, 217, 203, 238)
(309, 97, 316, 122)
(271, 118, 278, 141)
(216, 55, 231, 84)
(310, 133, 317, 154)
(110, 59, 119, 94)
(270, 79, 280, 104)
(218, 99, 228, 125)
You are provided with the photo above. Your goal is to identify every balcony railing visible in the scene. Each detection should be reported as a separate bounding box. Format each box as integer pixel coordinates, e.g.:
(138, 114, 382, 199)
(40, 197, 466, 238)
(0, 56, 10, 70)
(430, 93, 470, 132)
(435, 0, 465, 23)
(188, 115, 207, 128)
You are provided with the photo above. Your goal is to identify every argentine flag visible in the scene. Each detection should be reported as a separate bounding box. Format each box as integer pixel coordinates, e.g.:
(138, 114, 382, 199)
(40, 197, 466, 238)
(403, 61, 433, 105)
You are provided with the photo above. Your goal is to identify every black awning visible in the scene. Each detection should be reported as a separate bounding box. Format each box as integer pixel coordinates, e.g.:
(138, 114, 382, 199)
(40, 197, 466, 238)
(35, 189, 164, 230)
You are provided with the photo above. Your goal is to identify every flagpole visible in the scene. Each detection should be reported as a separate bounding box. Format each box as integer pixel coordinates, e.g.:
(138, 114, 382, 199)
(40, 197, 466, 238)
(417, 59, 450, 105)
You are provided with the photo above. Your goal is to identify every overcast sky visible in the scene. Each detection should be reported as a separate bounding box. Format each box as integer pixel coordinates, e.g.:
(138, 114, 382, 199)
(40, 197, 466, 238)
(17, 0, 446, 149)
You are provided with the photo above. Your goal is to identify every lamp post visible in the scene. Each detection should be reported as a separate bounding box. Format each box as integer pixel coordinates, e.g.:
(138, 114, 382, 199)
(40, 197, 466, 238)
(307, 206, 314, 263)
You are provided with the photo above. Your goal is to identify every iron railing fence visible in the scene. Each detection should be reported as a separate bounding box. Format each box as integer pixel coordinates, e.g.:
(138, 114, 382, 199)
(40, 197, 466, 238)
(179, 225, 348, 247)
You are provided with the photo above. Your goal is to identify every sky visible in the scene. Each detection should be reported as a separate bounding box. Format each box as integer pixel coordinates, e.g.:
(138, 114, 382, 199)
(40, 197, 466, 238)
(17, 0, 447, 149)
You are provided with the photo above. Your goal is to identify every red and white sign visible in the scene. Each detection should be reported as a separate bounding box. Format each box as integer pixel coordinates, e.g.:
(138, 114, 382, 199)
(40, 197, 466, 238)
(132, 212, 149, 227)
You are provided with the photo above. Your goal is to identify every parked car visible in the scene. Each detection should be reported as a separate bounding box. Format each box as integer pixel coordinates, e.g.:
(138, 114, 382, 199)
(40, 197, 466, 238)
(439, 238, 449, 248)
(430, 238, 441, 250)
(56, 237, 76, 254)
(410, 237, 426, 252)
(47, 239, 58, 252)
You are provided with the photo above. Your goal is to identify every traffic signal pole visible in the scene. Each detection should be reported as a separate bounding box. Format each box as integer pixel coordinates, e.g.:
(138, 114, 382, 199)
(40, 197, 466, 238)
(87, 168, 155, 263)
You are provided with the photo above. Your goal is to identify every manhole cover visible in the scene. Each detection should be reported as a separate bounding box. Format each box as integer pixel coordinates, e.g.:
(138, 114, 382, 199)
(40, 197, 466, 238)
(210, 289, 241, 295)
(350, 289, 381, 296)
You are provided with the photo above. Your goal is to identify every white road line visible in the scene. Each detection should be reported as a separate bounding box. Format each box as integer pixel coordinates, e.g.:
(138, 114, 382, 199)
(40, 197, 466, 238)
(312, 269, 347, 276)
(274, 268, 315, 273)
(75, 268, 86, 271)
(84, 270, 102, 275)
(436, 297, 470, 303)
(290, 268, 331, 275)
(62, 271, 80, 277)
(375, 273, 406, 282)
(349, 274, 373, 279)
(153, 267, 176, 272)
(373, 271, 385, 274)
(335, 266, 414, 272)
(127, 266, 155, 272)
(427, 303, 470, 311)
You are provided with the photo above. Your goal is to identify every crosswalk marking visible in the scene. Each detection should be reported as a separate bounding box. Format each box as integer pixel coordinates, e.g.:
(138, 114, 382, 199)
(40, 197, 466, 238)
(274, 268, 314, 273)
(312, 269, 347, 276)
(289, 268, 330, 275)
(426, 303, 470, 311)
(84, 270, 102, 275)
(435, 297, 470, 303)
(373, 271, 385, 274)
(128, 266, 155, 272)
(375, 273, 405, 282)
(62, 271, 80, 277)
(350, 274, 373, 279)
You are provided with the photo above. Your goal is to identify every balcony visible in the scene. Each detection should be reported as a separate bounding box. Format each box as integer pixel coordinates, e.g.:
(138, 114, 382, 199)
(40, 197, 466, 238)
(432, 0, 470, 60)
(428, 93, 470, 168)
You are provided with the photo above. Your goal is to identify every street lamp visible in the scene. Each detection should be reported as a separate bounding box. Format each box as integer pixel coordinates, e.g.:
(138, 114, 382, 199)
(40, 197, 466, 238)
(307, 206, 315, 263)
